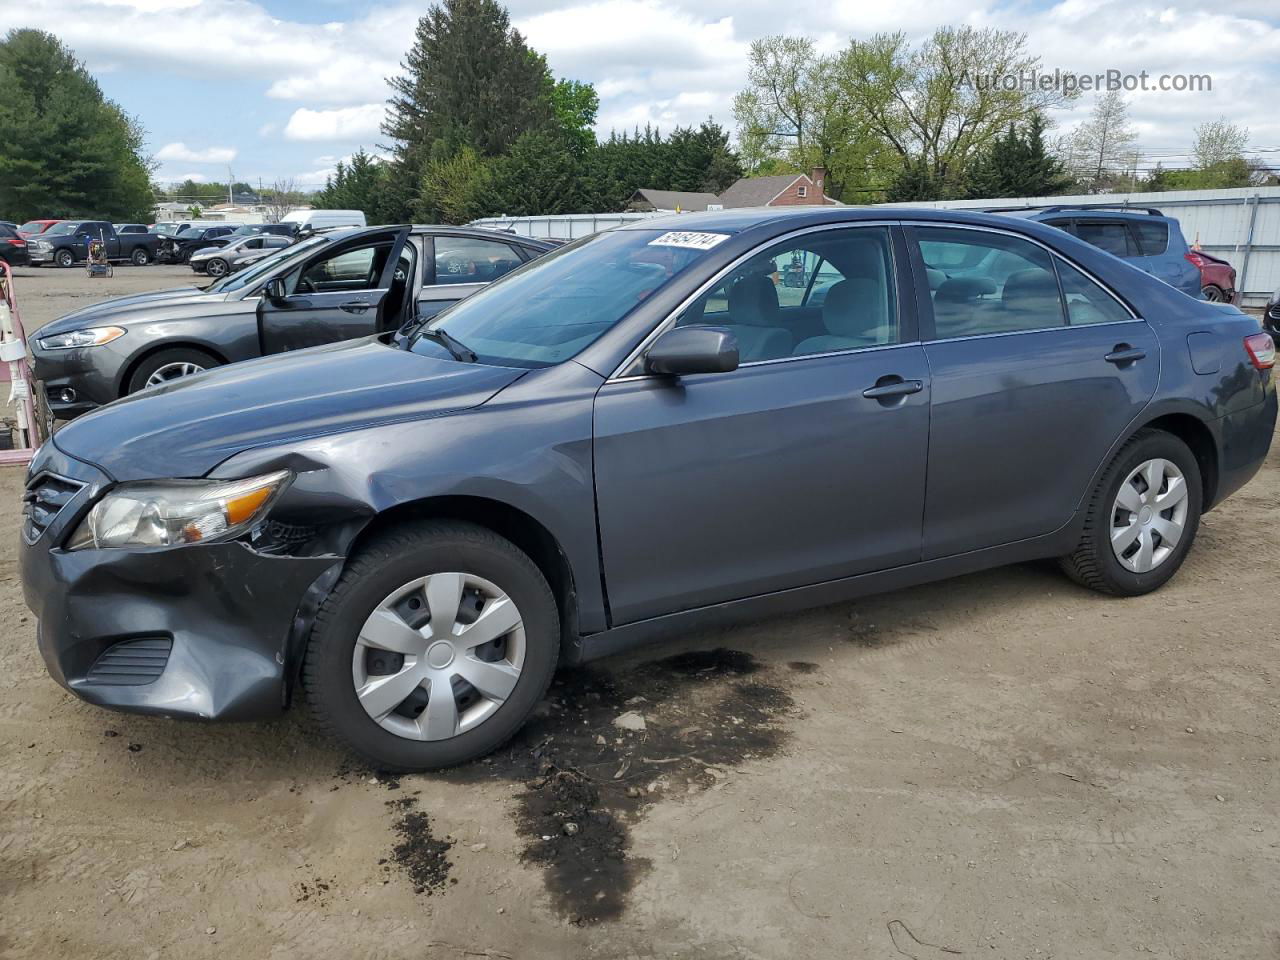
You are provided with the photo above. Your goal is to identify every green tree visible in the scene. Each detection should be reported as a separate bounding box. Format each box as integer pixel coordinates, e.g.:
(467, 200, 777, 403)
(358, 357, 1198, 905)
(382, 0, 553, 219)
(965, 113, 1071, 198)
(487, 130, 586, 216)
(314, 149, 387, 221)
(550, 79, 599, 156)
(837, 26, 1075, 191)
(416, 146, 492, 223)
(0, 29, 154, 222)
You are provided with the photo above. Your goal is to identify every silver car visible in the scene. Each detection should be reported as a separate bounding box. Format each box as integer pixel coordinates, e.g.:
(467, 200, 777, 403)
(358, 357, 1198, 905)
(189, 234, 293, 277)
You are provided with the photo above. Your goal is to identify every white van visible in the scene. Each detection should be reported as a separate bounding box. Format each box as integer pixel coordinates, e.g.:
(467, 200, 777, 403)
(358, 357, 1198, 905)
(280, 209, 368, 233)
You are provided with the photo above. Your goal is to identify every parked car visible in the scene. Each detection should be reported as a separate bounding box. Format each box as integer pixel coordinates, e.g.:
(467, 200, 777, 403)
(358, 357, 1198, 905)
(997, 205, 1202, 299)
(31, 225, 552, 417)
(281, 209, 367, 234)
(1263, 288, 1280, 343)
(114, 224, 151, 236)
(17, 219, 61, 238)
(189, 233, 293, 276)
(157, 224, 242, 264)
(226, 239, 294, 273)
(26, 220, 162, 267)
(1184, 248, 1237, 302)
(0, 223, 29, 266)
(229, 223, 297, 239)
(21, 208, 1276, 770)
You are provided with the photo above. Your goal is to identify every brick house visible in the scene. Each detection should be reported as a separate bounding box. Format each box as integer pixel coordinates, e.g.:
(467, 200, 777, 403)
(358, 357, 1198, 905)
(626, 167, 840, 213)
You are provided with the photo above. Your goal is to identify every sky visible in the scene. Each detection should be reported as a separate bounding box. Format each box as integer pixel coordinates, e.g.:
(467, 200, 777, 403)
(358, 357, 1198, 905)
(5, 0, 1280, 191)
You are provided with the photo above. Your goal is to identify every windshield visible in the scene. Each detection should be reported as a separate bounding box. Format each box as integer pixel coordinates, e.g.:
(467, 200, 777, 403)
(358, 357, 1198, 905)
(44, 222, 81, 236)
(411, 229, 724, 368)
(18, 221, 51, 234)
(206, 235, 326, 293)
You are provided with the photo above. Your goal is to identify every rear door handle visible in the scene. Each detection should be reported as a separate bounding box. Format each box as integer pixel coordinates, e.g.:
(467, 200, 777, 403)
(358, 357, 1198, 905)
(340, 301, 371, 313)
(1105, 345, 1146, 365)
(862, 378, 924, 400)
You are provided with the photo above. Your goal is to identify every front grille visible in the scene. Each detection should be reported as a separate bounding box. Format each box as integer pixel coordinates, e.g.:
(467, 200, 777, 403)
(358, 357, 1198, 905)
(22, 473, 85, 543)
(84, 638, 173, 686)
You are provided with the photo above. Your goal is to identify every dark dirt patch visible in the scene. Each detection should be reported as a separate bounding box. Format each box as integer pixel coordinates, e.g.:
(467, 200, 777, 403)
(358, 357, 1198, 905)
(446, 647, 795, 924)
(787, 661, 819, 674)
(386, 794, 454, 895)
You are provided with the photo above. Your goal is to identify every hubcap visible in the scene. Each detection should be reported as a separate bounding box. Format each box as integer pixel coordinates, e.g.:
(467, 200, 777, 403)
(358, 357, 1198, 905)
(351, 572, 525, 742)
(1110, 458, 1189, 573)
(144, 361, 205, 388)
(208, 260, 226, 276)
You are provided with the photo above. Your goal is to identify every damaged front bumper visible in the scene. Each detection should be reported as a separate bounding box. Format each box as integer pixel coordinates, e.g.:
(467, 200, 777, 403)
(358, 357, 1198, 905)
(20, 442, 340, 721)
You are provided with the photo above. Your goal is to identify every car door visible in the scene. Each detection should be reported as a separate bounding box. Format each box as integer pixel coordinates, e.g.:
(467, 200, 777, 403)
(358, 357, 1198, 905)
(417, 234, 531, 320)
(593, 224, 931, 625)
(257, 227, 410, 354)
(907, 224, 1159, 560)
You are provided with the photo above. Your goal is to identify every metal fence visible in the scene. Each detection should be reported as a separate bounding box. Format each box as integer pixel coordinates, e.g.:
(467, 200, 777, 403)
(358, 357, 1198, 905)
(878, 187, 1280, 307)
(474, 187, 1280, 307)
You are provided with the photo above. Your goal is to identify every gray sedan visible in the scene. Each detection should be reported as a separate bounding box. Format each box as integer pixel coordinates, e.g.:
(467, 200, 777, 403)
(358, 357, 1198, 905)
(188, 233, 293, 276)
(32, 225, 553, 417)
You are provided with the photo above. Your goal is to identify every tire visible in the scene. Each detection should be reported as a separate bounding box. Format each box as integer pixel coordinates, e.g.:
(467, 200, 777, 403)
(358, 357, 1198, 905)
(303, 520, 560, 771)
(125, 347, 220, 394)
(54, 249, 74, 268)
(130, 247, 150, 266)
(1060, 429, 1203, 596)
(1202, 284, 1226, 302)
(205, 258, 229, 278)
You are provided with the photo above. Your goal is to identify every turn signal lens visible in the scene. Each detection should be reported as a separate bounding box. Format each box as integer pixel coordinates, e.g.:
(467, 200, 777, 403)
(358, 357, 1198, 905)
(1244, 333, 1275, 370)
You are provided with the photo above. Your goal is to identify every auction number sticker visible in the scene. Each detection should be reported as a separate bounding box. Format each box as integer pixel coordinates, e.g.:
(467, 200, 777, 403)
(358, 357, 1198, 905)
(648, 231, 730, 251)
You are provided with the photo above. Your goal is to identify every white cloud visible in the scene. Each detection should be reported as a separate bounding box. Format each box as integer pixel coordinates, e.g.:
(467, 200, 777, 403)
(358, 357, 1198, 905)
(283, 104, 386, 142)
(155, 142, 238, 164)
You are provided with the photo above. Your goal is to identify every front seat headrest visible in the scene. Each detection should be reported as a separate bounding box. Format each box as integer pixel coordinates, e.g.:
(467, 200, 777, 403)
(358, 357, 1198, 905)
(727, 273, 780, 326)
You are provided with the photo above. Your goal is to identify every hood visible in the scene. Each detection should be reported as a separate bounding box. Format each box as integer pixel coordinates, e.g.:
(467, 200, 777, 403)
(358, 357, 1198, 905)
(39, 287, 215, 334)
(53, 337, 526, 480)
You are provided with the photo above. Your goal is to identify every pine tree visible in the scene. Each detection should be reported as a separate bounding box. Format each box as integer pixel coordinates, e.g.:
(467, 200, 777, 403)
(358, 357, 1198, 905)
(965, 113, 1071, 199)
(313, 150, 387, 222)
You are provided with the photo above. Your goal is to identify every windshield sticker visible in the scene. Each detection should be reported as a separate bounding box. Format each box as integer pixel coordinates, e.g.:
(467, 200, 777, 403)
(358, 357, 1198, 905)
(647, 231, 730, 251)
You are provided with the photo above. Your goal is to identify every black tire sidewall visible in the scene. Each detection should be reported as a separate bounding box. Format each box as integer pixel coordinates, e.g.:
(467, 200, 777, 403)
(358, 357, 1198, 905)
(131, 248, 149, 266)
(55, 250, 73, 267)
(1092, 432, 1203, 595)
(125, 348, 218, 394)
(307, 526, 559, 770)
(207, 259, 227, 276)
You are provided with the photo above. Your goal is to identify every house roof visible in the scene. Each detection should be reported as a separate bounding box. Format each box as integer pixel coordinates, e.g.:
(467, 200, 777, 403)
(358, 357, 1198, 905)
(716, 173, 807, 209)
(630, 188, 720, 211)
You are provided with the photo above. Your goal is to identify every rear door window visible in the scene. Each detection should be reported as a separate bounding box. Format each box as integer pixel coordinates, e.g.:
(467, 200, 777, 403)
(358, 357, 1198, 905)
(1074, 221, 1140, 258)
(915, 227, 1065, 338)
(433, 236, 525, 285)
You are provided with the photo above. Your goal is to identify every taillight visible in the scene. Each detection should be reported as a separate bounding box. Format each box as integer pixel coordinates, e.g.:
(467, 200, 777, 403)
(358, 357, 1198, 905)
(1184, 252, 1206, 269)
(1244, 333, 1275, 370)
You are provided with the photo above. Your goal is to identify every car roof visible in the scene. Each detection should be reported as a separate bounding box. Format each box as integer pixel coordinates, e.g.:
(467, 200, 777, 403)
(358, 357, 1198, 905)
(310, 224, 553, 249)
(614, 205, 1087, 236)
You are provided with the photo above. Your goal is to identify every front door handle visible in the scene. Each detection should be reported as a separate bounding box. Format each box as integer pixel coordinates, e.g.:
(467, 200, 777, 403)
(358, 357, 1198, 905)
(340, 301, 371, 313)
(1105, 345, 1146, 366)
(862, 377, 924, 400)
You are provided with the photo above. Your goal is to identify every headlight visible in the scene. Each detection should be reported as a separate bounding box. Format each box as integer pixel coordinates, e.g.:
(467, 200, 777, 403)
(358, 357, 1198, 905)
(37, 326, 126, 350)
(66, 470, 290, 550)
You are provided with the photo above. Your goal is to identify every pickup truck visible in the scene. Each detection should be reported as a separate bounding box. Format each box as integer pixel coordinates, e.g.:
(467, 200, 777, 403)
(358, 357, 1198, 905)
(27, 220, 162, 267)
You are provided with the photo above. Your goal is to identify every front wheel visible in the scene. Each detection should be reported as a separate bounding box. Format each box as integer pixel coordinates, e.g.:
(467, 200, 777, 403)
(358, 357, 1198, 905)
(130, 247, 150, 266)
(55, 249, 74, 268)
(1060, 429, 1202, 596)
(303, 521, 560, 771)
(125, 347, 220, 394)
(205, 257, 229, 277)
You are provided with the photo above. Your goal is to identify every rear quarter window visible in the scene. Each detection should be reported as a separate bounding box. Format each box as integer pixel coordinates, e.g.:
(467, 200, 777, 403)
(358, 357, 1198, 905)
(1132, 221, 1170, 256)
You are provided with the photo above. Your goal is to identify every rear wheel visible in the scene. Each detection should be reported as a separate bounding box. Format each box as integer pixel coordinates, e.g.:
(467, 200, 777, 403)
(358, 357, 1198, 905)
(1202, 284, 1226, 302)
(125, 347, 220, 394)
(303, 520, 559, 771)
(1060, 429, 1202, 596)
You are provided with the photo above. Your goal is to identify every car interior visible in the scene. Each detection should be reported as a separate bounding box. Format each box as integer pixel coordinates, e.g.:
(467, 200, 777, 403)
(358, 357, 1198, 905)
(676, 231, 898, 362)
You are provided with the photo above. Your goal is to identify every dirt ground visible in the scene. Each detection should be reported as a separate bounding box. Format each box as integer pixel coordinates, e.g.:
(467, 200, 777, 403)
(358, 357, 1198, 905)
(1, 264, 1278, 959)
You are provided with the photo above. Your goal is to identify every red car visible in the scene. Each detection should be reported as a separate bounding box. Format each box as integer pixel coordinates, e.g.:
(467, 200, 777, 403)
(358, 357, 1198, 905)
(1185, 249, 1237, 303)
(16, 219, 62, 238)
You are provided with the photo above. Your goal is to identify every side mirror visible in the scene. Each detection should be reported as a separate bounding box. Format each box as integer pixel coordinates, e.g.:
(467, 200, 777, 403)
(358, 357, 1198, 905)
(264, 277, 288, 302)
(643, 326, 739, 377)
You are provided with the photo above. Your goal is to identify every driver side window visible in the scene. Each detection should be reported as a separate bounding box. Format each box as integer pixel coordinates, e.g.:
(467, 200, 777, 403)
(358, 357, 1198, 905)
(296, 243, 391, 293)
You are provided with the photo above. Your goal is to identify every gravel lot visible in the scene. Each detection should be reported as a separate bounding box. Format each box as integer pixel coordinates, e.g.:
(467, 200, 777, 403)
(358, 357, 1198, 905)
(1, 264, 1277, 959)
